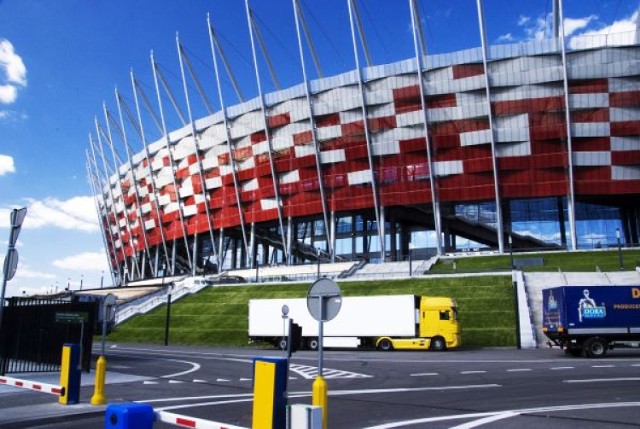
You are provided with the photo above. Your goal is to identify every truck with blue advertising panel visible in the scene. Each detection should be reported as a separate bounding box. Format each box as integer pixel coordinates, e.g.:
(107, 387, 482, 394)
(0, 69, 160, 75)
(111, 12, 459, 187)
(542, 286, 640, 358)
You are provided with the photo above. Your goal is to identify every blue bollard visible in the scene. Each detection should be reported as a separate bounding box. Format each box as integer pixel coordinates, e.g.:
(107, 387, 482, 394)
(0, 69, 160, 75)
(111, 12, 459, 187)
(104, 403, 155, 429)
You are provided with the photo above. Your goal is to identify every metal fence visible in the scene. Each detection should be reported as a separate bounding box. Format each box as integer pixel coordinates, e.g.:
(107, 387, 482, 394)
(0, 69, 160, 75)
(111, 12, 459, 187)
(0, 297, 97, 375)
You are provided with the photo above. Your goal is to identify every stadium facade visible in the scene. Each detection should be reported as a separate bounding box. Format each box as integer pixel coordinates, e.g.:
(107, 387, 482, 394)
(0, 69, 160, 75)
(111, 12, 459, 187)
(87, 0, 640, 284)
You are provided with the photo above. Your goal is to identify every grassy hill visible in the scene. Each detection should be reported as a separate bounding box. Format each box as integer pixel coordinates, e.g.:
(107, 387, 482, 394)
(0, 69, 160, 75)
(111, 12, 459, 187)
(108, 276, 515, 348)
(430, 249, 639, 274)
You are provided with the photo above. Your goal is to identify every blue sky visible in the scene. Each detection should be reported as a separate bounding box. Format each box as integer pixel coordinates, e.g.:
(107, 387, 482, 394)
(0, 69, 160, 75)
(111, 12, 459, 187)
(0, 0, 637, 296)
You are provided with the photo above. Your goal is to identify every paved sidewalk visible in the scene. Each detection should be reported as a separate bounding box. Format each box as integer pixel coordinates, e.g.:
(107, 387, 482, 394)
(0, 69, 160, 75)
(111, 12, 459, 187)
(0, 371, 152, 427)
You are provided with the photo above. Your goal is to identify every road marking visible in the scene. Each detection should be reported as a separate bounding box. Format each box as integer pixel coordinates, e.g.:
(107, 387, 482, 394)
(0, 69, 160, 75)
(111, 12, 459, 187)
(149, 384, 501, 412)
(143, 381, 158, 385)
(564, 377, 640, 383)
(289, 364, 372, 380)
(631, 364, 640, 367)
(591, 365, 615, 368)
(193, 379, 208, 383)
(168, 380, 183, 384)
(551, 367, 574, 370)
(361, 401, 640, 428)
(450, 412, 520, 429)
(239, 378, 252, 382)
(110, 365, 131, 369)
(460, 371, 486, 375)
(216, 378, 229, 382)
(161, 360, 202, 379)
(410, 373, 439, 377)
(506, 369, 531, 372)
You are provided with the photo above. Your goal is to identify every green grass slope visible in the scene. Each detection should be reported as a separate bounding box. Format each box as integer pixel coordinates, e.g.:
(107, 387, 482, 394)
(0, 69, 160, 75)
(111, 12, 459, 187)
(430, 249, 639, 274)
(108, 276, 515, 348)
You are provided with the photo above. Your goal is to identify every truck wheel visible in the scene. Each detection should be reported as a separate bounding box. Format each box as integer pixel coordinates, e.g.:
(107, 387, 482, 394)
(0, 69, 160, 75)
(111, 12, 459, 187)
(377, 338, 393, 351)
(430, 337, 447, 351)
(583, 337, 608, 358)
(307, 338, 319, 351)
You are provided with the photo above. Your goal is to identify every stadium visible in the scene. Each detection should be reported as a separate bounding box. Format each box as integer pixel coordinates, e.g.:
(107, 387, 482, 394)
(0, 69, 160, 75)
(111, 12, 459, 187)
(86, 1, 640, 284)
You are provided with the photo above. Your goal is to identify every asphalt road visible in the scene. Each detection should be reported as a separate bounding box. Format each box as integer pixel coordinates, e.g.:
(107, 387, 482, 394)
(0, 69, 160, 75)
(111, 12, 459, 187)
(2, 344, 640, 428)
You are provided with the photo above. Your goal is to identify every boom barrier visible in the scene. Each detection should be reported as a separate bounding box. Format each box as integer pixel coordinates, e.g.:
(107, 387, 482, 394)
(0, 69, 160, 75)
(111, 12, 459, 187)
(0, 375, 64, 396)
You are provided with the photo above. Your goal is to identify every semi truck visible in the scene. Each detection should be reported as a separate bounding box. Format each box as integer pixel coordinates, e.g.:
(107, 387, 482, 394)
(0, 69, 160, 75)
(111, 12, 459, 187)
(248, 294, 460, 351)
(542, 286, 640, 358)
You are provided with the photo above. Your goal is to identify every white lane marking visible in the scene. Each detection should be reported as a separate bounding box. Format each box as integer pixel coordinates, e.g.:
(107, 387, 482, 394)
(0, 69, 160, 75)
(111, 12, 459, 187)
(361, 402, 640, 428)
(239, 378, 252, 382)
(551, 367, 574, 370)
(289, 364, 372, 380)
(216, 378, 229, 382)
(450, 412, 520, 429)
(460, 371, 486, 375)
(592, 365, 615, 368)
(139, 393, 253, 404)
(110, 365, 131, 369)
(160, 359, 201, 379)
(168, 380, 183, 384)
(507, 369, 531, 372)
(193, 379, 208, 383)
(632, 364, 640, 367)
(143, 381, 158, 385)
(564, 377, 640, 383)
(327, 384, 500, 397)
(410, 373, 439, 377)
(147, 384, 500, 411)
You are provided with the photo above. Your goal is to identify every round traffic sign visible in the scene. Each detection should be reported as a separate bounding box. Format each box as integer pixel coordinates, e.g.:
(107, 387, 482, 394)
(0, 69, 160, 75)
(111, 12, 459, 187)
(306, 278, 342, 321)
(3, 248, 18, 281)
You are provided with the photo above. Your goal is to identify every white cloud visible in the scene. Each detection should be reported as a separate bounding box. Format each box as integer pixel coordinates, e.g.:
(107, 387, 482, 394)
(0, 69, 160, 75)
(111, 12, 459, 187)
(563, 15, 597, 37)
(497, 33, 515, 43)
(0, 39, 26, 85)
(52, 251, 109, 271)
(0, 154, 15, 175)
(15, 266, 57, 280)
(0, 196, 99, 232)
(0, 39, 26, 105)
(569, 10, 639, 49)
(0, 84, 18, 104)
(517, 15, 530, 26)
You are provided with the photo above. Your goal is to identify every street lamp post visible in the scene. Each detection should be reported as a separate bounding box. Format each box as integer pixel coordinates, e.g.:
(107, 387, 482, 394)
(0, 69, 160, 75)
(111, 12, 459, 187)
(509, 234, 514, 270)
(317, 248, 321, 279)
(100, 271, 104, 289)
(408, 243, 414, 277)
(164, 283, 173, 346)
(616, 228, 623, 271)
(80, 275, 83, 290)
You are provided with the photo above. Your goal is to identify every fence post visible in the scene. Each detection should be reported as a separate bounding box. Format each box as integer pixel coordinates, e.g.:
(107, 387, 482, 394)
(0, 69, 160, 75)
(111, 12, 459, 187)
(59, 343, 81, 405)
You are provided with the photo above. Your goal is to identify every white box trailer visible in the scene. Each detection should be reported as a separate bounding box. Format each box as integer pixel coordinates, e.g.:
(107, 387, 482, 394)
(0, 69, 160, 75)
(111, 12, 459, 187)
(248, 294, 461, 351)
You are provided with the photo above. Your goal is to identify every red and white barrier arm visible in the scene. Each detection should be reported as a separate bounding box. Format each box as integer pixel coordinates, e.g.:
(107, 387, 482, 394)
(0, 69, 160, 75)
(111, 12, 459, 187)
(155, 410, 247, 429)
(0, 375, 65, 396)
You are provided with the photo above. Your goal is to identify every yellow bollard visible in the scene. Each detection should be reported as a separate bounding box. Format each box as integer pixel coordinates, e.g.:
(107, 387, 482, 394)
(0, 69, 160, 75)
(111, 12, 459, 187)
(90, 355, 107, 405)
(312, 375, 327, 429)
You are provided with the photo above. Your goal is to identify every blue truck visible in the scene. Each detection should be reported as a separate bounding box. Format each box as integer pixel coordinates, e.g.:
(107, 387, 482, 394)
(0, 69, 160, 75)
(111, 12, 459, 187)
(542, 286, 640, 358)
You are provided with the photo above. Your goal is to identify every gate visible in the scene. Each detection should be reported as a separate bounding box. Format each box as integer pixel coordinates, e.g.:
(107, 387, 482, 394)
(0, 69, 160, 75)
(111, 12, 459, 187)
(0, 297, 97, 375)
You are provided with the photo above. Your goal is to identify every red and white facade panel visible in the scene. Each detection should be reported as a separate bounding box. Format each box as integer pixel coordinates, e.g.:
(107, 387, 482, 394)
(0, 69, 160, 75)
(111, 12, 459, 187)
(97, 44, 640, 267)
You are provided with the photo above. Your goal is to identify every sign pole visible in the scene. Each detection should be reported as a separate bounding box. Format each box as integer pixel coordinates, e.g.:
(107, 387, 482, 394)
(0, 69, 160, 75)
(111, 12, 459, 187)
(0, 207, 27, 332)
(307, 278, 341, 429)
(317, 297, 324, 377)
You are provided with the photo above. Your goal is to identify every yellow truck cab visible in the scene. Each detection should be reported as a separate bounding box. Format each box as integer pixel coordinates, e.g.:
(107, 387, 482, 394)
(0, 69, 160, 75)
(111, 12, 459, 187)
(375, 296, 461, 351)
